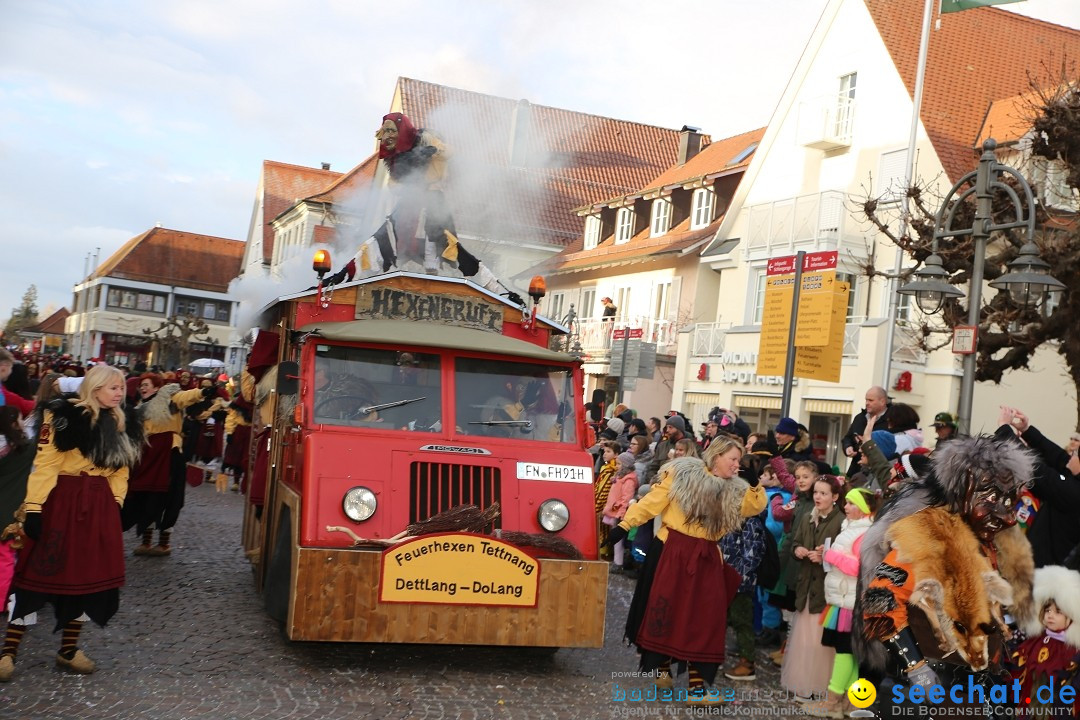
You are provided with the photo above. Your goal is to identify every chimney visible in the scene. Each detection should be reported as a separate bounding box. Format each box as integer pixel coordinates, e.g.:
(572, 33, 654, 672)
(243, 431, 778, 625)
(508, 99, 532, 167)
(321, 162, 331, 170)
(678, 125, 703, 165)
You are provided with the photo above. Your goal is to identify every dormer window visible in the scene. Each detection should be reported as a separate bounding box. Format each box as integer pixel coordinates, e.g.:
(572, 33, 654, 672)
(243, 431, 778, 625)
(583, 215, 601, 250)
(691, 188, 715, 229)
(650, 198, 671, 237)
(615, 207, 635, 244)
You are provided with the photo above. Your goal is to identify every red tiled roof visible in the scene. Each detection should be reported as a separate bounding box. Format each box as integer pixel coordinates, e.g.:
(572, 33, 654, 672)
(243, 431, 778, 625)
(547, 219, 718, 275)
(637, 128, 765, 197)
(976, 88, 1044, 146)
(544, 128, 764, 273)
(261, 161, 343, 262)
(395, 77, 700, 247)
(25, 307, 70, 335)
(91, 227, 245, 294)
(304, 153, 378, 206)
(866, 0, 1080, 183)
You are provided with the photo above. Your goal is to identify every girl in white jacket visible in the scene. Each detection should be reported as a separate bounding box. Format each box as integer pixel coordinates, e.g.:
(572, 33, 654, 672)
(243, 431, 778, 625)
(818, 488, 879, 718)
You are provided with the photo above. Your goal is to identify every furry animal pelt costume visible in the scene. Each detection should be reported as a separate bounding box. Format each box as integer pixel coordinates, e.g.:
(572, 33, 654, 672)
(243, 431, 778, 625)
(137, 382, 182, 427)
(877, 507, 1015, 671)
(1022, 565, 1080, 649)
(47, 394, 144, 470)
(666, 456, 749, 539)
(855, 435, 1036, 672)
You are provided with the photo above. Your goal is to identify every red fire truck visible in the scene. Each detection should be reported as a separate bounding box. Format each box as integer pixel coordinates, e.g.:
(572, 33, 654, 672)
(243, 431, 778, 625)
(242, 263, 607, 647)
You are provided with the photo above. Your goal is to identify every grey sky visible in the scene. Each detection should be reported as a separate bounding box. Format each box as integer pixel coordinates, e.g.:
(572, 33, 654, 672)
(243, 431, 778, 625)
(1, 0, 1077, 323)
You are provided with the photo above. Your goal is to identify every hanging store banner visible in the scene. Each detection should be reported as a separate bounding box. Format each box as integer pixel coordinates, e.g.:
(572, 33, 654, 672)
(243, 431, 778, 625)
(380, 532, 539, 607)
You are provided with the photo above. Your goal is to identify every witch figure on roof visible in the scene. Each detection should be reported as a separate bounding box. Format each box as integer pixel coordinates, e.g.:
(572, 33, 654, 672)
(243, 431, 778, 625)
(324, 112, 520, 304)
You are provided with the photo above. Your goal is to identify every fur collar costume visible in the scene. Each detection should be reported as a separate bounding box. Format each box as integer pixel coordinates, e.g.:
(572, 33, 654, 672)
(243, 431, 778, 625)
(886, 507, 1015, 671)
(46, 395, 144, 471)
(1023, 565, 1080, 649)
(666, 456, 749, 539)
(855, 435, 1037, 671)
(137, 383, 182, 427)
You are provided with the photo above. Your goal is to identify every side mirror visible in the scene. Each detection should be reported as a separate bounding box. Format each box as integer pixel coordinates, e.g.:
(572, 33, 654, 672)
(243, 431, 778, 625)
(277, 361, 299, 396)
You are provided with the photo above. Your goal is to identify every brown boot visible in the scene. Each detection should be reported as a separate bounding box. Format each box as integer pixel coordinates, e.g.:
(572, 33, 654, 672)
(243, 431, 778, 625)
(56, 649, 95, 674)
(723, 658, 756, 681)
(147, 530, 171, 556)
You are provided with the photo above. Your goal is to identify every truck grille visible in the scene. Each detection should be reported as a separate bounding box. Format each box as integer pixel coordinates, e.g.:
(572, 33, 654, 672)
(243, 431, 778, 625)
(408, 462, 502, 529)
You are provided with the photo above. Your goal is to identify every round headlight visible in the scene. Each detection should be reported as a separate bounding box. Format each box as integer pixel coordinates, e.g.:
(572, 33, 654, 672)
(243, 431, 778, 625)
(537, 499, 569, 532)
(342, 486, 377, 522)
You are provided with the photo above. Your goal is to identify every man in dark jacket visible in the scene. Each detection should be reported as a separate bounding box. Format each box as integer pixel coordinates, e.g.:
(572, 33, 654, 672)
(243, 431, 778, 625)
(644, 415, 686, 483)
(841, 386, 891, 476)
(997, 408, 1080, 568)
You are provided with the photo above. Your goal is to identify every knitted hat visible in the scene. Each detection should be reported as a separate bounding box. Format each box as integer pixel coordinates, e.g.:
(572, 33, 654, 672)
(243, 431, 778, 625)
(606, 417, 626, 435)
(871, 429, 898, 459)
(893, 447, 931, 481)
(775, 417, 799, 436)
(665, 415, 686, 434)
(617, 451, 636, 470)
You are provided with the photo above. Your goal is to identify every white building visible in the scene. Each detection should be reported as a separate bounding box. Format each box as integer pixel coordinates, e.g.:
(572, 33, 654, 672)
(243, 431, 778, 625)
(66, 226, 245, 370)
(674, 0, 1080, 468)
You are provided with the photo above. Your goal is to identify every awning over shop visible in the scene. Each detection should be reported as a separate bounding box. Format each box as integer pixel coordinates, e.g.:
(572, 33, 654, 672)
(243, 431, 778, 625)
(804, 399, 854, 416)
(733, 394, 782, 410)
(684, 392, 720, 405)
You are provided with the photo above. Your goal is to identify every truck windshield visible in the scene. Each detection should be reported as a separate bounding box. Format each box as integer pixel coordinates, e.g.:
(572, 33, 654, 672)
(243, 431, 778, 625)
(312, 346, 442, 430)
(455, 357, 577, 444)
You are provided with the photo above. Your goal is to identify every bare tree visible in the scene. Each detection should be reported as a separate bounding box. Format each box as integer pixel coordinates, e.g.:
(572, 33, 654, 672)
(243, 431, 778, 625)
(855, 64, 1080, 427)
(143, 314, 217, 369)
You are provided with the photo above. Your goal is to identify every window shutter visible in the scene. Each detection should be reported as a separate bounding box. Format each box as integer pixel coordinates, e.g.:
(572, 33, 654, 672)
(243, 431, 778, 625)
(877, 149, 909, 203)
(669, 277, 682, 322)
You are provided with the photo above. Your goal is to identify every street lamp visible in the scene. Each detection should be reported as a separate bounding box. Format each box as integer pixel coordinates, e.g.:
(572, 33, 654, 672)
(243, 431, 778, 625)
(897, 139, 1064, 435)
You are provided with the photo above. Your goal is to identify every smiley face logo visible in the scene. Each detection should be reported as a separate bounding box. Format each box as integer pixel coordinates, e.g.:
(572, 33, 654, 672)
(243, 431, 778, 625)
(848, 678, 876, 709)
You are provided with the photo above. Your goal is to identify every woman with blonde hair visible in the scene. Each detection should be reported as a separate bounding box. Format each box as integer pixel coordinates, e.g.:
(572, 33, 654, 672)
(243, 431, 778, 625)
(612, 435, 766, 701)
(0, 364, 143, 681)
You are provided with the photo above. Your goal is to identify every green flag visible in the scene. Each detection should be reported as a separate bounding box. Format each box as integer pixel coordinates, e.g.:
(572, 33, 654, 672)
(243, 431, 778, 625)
(940, 0, 1025, 13)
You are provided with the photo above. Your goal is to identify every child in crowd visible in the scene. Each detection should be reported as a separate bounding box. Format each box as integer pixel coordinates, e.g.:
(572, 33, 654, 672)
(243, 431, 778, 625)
(819, 487, 879, 718)
(673, 437, 700, 459)
(781, 475, 844, 702)
(1013, 565, 1080, 715)
(757, 461, 791, 647)
(721, 502, 768, 681)
(602, 452, 638, 573)
(594, 441, 618, 557)
(868, 403, 923, 460)
(629, 434, 652, 485)
(768, 458, 818, 666)
(0, 408, 28, 462)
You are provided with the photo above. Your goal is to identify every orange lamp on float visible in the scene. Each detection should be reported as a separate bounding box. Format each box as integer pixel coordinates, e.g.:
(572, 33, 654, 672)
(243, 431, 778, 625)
(313, 249, 333, 310)
(522, 275, 548, 334)
(313, 249, 332, 279)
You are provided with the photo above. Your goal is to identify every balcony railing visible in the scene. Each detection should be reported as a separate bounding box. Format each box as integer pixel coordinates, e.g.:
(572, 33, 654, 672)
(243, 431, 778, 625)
(692, 322, 730, 357)
(573, 316, 678, 357)
(743, 190, 861, 259)
(797, 95, 855, 150)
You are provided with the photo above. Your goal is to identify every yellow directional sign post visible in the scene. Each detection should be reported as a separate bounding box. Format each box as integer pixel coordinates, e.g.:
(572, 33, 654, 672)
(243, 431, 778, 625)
(756, 251, 846, 412)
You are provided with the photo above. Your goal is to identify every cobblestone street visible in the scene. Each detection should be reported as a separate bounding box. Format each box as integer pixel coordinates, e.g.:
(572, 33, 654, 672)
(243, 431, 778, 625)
(0, 484, 807, 720)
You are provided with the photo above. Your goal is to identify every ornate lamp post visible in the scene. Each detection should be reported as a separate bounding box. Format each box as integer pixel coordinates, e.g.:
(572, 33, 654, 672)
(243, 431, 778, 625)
(898, 139, 1064, 435)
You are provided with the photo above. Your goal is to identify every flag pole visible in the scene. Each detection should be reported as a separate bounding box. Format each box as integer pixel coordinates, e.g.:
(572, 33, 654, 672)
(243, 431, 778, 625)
(880, 0, 936, 390)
